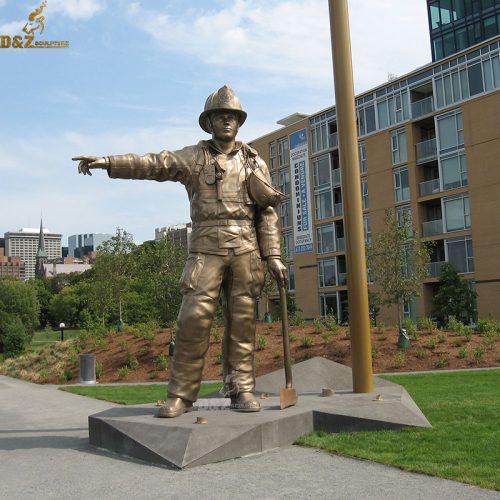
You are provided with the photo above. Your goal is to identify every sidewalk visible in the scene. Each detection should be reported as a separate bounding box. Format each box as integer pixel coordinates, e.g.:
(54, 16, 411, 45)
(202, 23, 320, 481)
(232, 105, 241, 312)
(1, 375, 498, 500)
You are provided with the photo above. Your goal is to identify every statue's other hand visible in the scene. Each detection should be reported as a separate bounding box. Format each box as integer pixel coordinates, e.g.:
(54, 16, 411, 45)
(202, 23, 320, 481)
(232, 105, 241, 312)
(72, 156, 106, 176)
(267, 257, 288, 288)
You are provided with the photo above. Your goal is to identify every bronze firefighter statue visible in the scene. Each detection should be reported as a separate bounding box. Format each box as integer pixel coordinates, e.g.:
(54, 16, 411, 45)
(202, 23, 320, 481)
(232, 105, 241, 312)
(74, 85, 287, 417)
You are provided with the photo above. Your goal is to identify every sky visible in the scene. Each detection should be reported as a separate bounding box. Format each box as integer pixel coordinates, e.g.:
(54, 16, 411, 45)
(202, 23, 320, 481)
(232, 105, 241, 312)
(0, 0, 431, 245)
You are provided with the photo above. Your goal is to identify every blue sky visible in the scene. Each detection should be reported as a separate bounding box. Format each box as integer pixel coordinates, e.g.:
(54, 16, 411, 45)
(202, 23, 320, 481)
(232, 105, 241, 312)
(0, 0, 431, 244)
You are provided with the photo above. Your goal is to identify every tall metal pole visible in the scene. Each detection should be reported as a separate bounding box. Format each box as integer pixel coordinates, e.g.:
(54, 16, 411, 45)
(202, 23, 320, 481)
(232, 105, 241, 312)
(328, 0, 373, 392)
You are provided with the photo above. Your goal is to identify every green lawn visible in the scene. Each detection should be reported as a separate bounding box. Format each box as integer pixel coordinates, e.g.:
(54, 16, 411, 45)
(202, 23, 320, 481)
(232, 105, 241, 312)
(60, 382, 223, 405)
(297, 370, 500, 490)
(29, 328, 83, 351)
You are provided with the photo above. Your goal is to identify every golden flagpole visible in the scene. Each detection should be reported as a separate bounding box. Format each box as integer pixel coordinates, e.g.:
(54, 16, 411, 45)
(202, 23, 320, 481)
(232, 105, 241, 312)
(328, 0, 373, 392)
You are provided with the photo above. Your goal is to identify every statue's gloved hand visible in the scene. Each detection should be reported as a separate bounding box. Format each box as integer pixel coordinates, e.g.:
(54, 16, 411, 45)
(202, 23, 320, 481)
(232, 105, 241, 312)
(267, 257, 288, 288)
(72, 156, 107, 176)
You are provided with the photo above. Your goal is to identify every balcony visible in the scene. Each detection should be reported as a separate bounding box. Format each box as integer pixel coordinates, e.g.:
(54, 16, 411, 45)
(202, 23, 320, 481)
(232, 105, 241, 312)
(411, 96, 434, 118)
(427, 261, 446, 277)
(336, 237, 346, 252)
(332, 168, 341, 186)
(416, 138, 437, 164)
(334, 203, 343, 217)
(419, 178, 441, 196)
(422, 219, 443, 237)
(329, 132, 338, 149)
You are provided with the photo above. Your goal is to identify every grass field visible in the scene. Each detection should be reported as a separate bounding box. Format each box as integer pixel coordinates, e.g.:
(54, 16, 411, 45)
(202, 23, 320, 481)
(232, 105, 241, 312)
(297, 370, 500, 490)
(60, 382, 223, 405)
(29, 329, 83, 351)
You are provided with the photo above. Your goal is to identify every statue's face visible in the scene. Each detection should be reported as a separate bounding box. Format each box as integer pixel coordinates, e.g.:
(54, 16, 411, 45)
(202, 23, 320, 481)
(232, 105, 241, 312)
(209, 111, 240, 142)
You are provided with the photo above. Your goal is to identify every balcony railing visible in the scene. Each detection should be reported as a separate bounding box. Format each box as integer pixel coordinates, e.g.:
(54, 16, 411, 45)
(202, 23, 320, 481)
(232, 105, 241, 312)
(329, 132, 338, 149)
(336, 237, 346, 252)
(422, 219, 443, 237)
(411, 95, 434, 118)
(419, 178, 441, 196)
(334, 203, 343, 217)
(332, 168, 341, 186)
(427, 261, 446, 277)
(416, 138, 437, 164)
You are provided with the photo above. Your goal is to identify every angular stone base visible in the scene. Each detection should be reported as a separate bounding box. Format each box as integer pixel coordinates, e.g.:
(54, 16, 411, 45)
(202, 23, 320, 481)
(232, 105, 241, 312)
(89, 358, 431, 469)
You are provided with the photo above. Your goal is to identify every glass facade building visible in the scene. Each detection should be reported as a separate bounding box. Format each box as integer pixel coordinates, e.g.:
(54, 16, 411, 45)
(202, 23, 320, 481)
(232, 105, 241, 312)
(428, 0, 500, 60)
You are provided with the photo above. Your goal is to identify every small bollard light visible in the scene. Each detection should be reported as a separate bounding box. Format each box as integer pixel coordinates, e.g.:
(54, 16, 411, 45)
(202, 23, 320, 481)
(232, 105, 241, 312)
(59, 322, 65, 342)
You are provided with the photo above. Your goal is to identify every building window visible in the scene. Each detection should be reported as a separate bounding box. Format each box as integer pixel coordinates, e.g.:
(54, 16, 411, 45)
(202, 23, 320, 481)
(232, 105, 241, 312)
(441, 151, 468, 190)
(315, 191, 333, 220)
(279, 170, 291, 196)
(393, 166, 410, 202)
(316, 223, 335, 254)
(443, 193, 470, 232)
(377, 90, 410, 129)
(391, 128, 408, 164)
(313, 154, 334, 220)
(445, 236, 474, 273)
(363, 214, 372, 244)
(437, 110, 464, 153)
(310, 111, 338, 154)
(278, 137, 289, 166)
(269, 142, 276, 170)
(359, 142, 367, 174)
(357, 104, 376, 136)
(282, 232, 294, 260)
(313, 154, 331, 189)
(319, 293, 338, 318)
(318, 259, 337, 287)
(280, 201, 291, 228)
(361, 178, 369, 210)
(287, 263, 295, 292)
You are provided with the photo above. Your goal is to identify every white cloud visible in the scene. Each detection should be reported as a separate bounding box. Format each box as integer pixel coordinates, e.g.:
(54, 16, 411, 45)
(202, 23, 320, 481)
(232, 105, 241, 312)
(48, 0, 105, 20)
(126, 0, 431, 96)
(0, 20, 24, 35)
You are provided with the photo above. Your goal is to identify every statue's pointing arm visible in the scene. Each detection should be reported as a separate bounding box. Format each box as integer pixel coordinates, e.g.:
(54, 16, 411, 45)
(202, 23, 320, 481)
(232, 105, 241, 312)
(73, 147, 197, 184)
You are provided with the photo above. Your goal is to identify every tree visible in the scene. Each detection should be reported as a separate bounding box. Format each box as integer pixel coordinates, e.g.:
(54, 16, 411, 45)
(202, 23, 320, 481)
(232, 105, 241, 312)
(49, 285, 82, 327)
(88, 228, 136, 326)
(367, 209, 432, 330)
(432, 262, 476, 324)
(0, 314, 29, 357)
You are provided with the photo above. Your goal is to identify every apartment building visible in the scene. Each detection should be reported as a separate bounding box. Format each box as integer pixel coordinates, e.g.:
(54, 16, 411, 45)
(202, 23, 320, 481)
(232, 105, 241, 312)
(155, 223, 192, 249)
(5, 227, 62, 280)
(249, 37, 500, 323)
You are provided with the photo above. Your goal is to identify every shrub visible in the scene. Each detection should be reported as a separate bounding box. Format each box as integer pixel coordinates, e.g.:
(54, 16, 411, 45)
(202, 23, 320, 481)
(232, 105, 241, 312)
(289, 311, 305, 327)
(426, 338, 437, 349)
(257, 335, 267, 350)
(333, 348, 346, 358)
(371, 346, 378, 359)
(457, 348, 467, 359)
(323, 314, 339, 334)
(417, 317, 437, 332)
(118, 339, 129, 351)
(344, 328, 351, 340)
(300, 336, 313, 348)
(475, 319, 500, 337)
(1, 316, 29, 358)
(215, 353, 223, 364)
(58, 367, 74, 383)
(313, 318, 324, 334)
(416, 348, 428, 360)
(95, 361, 103, 379)
(154, 354, 168, 371)
(472, 347, 486, 364)
(320, 331, 333, 343)
(402, 319, 418, 340)
(117, 366, 129, 379)
(212, 330, 222, 343)
(289, 334, 297, 342)
(437, 333, 446, 343)
(123, 354, 139, 370)
(447, 317, 466, 334)
(393, 351, 406, 368)
(435, 355, 449, 368)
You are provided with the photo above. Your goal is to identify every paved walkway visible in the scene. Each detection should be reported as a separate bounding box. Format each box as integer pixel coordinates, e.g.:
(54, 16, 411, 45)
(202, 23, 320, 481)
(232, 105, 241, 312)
(0, 375, 498, 500)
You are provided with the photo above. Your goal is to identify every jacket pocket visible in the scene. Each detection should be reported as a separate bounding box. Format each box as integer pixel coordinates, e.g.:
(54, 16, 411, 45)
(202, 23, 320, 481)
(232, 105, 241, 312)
(179, 254, 205, 294)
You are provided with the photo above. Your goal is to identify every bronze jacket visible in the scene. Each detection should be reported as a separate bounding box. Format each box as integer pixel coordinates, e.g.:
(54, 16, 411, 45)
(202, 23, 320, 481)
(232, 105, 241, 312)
(107, 140, 281, 259)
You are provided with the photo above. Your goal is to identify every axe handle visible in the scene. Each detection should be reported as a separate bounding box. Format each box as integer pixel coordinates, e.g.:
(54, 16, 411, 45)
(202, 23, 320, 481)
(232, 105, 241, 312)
(279, 284, 293, 389)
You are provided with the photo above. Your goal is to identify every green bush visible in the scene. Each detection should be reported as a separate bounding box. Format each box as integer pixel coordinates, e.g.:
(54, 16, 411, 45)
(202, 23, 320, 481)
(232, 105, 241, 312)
(95, 361, 103, 379)
(475, 319, 500, 337)
(154, 354, 168, 371)
(117, 366, 129, 379)
(212, 329, 222, 343)
(457, 348, 467, 359)
(300, 336, 313, 348)
(393, 351, 406, 368)
(402, 319, 418, 340)
(257, 335, 267, 350)
(1, 316, 29, 357)
(417, 317, 437, 332)
(123, 354, 139, 369)
(416, 348, 428, 360)
(435, 355, 449, 368)
(289, 311, 305, 327)
(313, 318, 324, 334)
(447, 317, 466, 334)
(322, 314, 339, 333)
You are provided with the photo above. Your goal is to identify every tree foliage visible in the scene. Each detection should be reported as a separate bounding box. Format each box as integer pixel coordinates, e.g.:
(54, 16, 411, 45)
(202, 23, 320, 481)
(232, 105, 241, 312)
(432, 262, 476, 324)
(367, 209, 432, 329)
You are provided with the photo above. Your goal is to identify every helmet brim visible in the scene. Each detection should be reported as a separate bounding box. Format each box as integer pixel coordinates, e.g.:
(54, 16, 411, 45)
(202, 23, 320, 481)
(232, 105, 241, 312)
(199, 109, 247, 134)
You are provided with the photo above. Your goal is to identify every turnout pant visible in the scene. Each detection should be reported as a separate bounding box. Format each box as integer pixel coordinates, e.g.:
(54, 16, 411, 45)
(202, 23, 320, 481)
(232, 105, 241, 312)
(168, 249, 265, 402)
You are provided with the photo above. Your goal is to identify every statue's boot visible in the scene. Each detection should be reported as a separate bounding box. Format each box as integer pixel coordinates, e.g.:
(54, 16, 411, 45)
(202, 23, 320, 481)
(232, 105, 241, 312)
(230, 392, 261, 412)
(157, 397, 193, 418)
